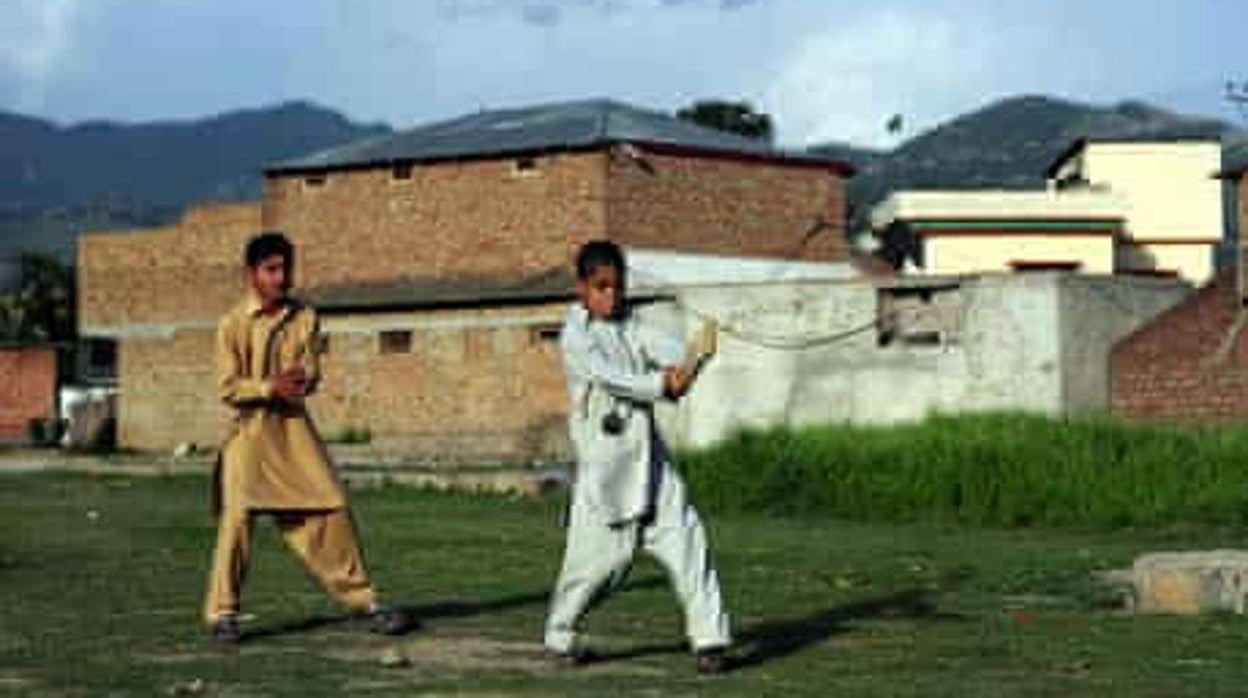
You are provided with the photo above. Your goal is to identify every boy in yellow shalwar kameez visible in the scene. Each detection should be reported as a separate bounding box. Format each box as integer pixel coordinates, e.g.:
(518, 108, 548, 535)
(203, 231, 412, 644)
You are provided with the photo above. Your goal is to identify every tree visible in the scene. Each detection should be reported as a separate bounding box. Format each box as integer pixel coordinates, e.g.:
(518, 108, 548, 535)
(0, 252, 76, 342)
(675, 100, 774, 142)
(886, 113, 904, 136)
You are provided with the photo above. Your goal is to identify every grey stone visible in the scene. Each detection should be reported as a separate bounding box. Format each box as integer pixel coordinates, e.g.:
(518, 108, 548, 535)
(1101, 550, 1248, 614)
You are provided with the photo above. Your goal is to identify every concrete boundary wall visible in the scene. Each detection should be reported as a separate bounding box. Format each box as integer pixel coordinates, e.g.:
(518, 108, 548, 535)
(661, 272, 1189, 448)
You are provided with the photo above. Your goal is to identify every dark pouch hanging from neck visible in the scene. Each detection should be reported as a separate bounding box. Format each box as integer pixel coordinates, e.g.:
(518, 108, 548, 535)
(602, 410, 625, 435)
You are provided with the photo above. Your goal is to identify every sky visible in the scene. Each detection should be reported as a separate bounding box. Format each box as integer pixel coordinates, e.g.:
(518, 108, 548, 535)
(1, 0, 1245, 148)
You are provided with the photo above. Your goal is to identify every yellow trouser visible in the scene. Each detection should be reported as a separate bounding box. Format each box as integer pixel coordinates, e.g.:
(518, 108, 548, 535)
(203, 507, 377, 624)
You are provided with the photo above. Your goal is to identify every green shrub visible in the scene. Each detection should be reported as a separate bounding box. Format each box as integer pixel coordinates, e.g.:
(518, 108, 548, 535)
(679, 413, 1248, 529)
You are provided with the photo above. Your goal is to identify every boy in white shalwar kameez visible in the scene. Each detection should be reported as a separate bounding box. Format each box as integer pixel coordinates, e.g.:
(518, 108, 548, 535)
(544, 240, 732, 674)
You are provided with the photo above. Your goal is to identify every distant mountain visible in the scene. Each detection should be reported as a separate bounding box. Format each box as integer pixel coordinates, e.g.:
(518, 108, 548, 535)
(0, 101, 390, 261)
(808, 95, 1238, 233)
(2, 95, 1239, 266)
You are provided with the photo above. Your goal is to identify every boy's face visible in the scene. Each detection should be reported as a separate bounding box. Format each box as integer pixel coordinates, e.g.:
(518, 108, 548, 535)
(247, 254, 291, 308)
(577, 263, 624, 320)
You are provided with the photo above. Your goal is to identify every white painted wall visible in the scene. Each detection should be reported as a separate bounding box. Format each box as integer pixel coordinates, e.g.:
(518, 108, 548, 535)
(1075, 142, 1222, 284)
(927, 235, 1114, 275)
(642, 273, 1189, 448)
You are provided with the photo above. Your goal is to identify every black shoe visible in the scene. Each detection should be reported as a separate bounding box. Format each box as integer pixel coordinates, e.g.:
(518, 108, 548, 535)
(209, 616, 241, 645)
(367, 606, 417, 636)
(548, 647, 599, 668)
(695, 647, 731, 675)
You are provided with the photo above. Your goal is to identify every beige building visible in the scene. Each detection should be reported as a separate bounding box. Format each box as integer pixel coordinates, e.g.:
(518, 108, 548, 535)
(1047, 138, 1223, 284)
(869, 190, 1128, 276)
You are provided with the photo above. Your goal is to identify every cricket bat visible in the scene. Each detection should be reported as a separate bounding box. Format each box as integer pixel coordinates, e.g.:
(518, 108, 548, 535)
(680, 318, 719, 381)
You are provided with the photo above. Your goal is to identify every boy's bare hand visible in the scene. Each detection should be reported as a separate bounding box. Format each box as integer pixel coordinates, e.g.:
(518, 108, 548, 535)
(664, 367, 691, 399)
(271, 368, 307, 400)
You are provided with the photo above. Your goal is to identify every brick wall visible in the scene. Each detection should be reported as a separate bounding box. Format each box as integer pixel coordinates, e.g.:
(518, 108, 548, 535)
(314, 303, 570, 462)
(113, 304, 572, 461)
(83, 149, 851, 335)
(263, 146, 850, 292)
(607, 147, 848, 261)
(262, 151, 609, 289)
(0, 347, 57, 441)
(1111, 268, 1248, 423)
(116, 330, 222, 449)
(78, 203, 261, 331)
(1112, 172, 1248, 423)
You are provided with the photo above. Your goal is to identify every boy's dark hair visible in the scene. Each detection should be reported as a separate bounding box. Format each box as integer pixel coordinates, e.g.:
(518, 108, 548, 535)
(244, 231, 294, 268)
(574, 239, 626, 280)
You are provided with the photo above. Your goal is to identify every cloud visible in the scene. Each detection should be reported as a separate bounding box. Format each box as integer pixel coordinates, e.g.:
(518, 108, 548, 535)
(0, 0, 82, 111)
(759, 6, 995, 147)
(2, 0, 1240, 149)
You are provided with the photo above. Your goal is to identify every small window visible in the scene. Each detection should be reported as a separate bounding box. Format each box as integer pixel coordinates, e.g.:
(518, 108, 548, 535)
(304, 173, 326, 188)
(392, 163, 413, 180)
(83, 339, 117, 380)
(530, 324, 561, 345)
(379, 329, 412, 354)
(877, 284, 960, 348)
(512, 157, 539, 177)
(1009, 260, 1082, 273)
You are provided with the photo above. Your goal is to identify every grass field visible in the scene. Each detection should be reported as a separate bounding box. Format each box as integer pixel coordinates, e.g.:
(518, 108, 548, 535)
(4, 472, 1248, 696)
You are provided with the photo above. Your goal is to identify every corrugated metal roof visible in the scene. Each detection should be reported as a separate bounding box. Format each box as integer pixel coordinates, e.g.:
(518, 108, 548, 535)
(268, 99, 849, 174)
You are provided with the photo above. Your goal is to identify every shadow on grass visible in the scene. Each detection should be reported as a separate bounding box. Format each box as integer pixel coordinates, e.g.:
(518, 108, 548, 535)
(733, 587, 957, 669)
(591, 588, 959, 669)
(243, 576, 666, 642)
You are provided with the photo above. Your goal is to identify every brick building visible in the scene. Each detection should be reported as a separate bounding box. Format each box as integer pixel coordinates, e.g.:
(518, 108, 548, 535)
(78, 99, 853, 458)
(0, 344, 58, 442)
(1110, 144, 1248, 422)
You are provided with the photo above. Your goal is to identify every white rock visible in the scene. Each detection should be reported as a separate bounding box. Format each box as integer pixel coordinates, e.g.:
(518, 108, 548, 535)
(1104, 550, 1248, 615)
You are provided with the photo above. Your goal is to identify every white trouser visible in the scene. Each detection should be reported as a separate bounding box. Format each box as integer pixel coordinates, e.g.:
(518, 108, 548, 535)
(544, 463, 732, 653)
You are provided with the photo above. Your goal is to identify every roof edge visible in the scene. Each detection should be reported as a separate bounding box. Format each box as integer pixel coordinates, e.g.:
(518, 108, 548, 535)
(1045, 135, 1225, 179)
(265, 139, 855, 177)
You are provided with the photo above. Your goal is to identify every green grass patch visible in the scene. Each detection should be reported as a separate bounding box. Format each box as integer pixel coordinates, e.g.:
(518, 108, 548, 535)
(681, 413, 1248, 528)
(6, 473, 1248, 696)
